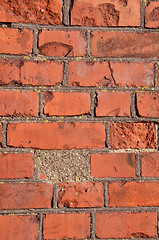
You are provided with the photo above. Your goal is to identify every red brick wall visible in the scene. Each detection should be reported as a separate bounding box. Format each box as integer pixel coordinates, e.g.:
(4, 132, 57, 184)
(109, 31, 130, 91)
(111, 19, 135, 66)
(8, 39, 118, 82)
(0, 0, 159, 239)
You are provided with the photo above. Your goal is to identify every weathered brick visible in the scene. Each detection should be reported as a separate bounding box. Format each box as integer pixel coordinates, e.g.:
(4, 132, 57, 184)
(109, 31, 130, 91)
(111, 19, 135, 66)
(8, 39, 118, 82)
(39, 30, 86, 56)
(137, 92, 159, 117)
(58, 182, 104, 208)
(0, 0, 62, 25)
(68, 61, 154, 87)
(91, 153, 135, 178)
(141, 152, 159, 177)
(0, 59, 20, 85)
(95, 212, 157, 238)
(0, 28, 33, 54)
(0, 215, 39, 240)
(21, 61, 63, 86)
(0, 183, 53, 209)
(43, 213, 90, 239)
(7, 122, 105, 149)
(0, 91, 38, 116)
(0, 153, 33, 179)
(44, 92, 90, 116)
(109, 181, 159, 207)
(96, 91, 130, 116)
(145, 2, 159, 28)
(71, 0, 140, 27)
(90, 31, 159, 58)
(110, 122, 156, 149)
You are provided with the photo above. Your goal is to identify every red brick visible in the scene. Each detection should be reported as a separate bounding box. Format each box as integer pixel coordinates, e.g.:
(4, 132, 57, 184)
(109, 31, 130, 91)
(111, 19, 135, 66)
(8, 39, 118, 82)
(109, 181, 159, 207)
(0, 28, 33, 54)
(90, 31, 159, 58)
(39, 30, 86, 56)
(68, 61, 154, 87)
(110, 122, 156, 149)
(44, 92, 90, 116)
(58, 182, 104, 208)
(0, 124, 2, 145)
(137, 92, 159, 117)
(141, 152, 159, 177)
(0, 153, 33, 179)
(95, 212, 157, 238)
(145, 2, 159, 28)
(96, 91, 130, 116)
(0, 183, 53, 209)
(0, 59, 20, 85)
(7, 122, 105, 149)
(0, 0, 62, 25)
(91, 153, 135, 178)
(0, 91, 38, 116)
(0, 215, 39, 240)
(43, 213, 90, 239)
(21, 61, 63, 86)
(71, 0, 140, 27)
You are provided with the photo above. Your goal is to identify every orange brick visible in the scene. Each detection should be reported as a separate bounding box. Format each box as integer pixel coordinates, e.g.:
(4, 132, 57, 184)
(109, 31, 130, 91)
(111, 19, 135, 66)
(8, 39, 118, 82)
(44, 92, 90, 116)
(7, 122, 105, 149)
(39, 30, 86, 56)
(0, 215, 39, 240)
(43, 213, 90, 239)
(90, 31, 159, 58)
(110, 122, 156, 149)
(145, 2, 159, 28)
(0, 91, 38, 116)
(137, 92, 159, 117)
(109, 181, 159, 207)
(58, 182, 104, 208)
(0, 153, 33, 179)
(0, 59, 20, 85)
(91, 153, 135, 178)
(71, 0, 140, 27)
(0, 183, 53, 209)
(0, 28, 32, 54)
(141, 152, 159, 177)
(0, 0, 62, 25)
(96, 91, 130, 116)
(95, 212, 157, 238)
(68, 61, 154, 87)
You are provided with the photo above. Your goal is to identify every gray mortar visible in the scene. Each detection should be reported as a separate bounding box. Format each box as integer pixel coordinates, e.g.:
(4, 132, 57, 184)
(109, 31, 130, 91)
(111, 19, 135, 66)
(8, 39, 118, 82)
(34, 149, 93, 182)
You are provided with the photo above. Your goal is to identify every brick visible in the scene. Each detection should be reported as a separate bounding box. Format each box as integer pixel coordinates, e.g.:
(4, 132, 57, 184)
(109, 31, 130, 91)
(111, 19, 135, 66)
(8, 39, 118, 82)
(39, 30, 86, 56)
(0, 124, 2, 145)
(0, 215, 39, 240)
(0, 28, 32, 54)
(7, 122, 105, 149)
(0, 59, 20, 85)
(68, 61, 154, 87)
(0, 153, 33, 179)
(90, 31, 159, 58)
(137, 92, 159, 117)
(109, 181, 159, 207)
(44, 92, 90, 116)
(110, 122, 156, 149)
(145, 2, 159, 28)
(95, 212, 157, 238)
(91, 153, 135, 178)
(141, 152, 159, 177)
(0, 183, 53, 209)
(71, 0, 140, 27)
(0, 0, 62, 25)
(0, 91, 38, 116)
(21, 61, 63, 86)
(43, 213, 90, 239)
(96, 91, 130, 116)
(58, 182, 104, 208)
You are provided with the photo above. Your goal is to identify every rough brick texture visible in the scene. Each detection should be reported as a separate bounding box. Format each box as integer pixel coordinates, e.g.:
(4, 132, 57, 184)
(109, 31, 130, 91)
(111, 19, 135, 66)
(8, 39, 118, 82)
(1, 1, 159, 239)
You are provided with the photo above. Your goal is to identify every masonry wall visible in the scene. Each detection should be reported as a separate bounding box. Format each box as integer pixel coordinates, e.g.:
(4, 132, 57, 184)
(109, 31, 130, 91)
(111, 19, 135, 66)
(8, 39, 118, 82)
(0, 0, 159, 239)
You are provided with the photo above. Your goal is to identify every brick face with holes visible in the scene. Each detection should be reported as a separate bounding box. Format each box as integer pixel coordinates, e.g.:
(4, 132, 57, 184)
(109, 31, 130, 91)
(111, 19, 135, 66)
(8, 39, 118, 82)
(0, 1, 159, 240)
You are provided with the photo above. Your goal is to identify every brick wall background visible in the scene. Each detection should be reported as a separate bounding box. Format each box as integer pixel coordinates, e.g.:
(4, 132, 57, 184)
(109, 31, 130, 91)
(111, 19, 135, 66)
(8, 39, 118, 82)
(0, 0, 159, 239)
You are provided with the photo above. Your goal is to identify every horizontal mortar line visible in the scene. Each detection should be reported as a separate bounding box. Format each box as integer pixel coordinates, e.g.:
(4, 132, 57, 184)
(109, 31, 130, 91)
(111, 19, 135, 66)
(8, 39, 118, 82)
(0, 54, 159, 63)
(0, 206, 159, 215)
(1, 23, 159, 33)
(94, 239, 159, 240)
(90, 148, 158, 153)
